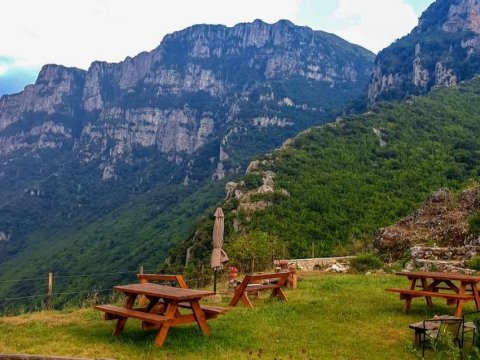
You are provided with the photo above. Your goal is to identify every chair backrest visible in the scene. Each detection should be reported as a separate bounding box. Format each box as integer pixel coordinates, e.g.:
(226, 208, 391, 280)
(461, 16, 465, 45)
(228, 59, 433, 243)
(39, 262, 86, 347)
(424, 318, 463, 342)
(137, 273, 188, 289)
(462, 310, 480, 347)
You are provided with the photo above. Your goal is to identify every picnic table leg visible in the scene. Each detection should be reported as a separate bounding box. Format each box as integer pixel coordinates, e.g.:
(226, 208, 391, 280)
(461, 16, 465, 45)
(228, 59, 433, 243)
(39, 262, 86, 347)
(229, 276, 251, 307)
(420, 278, 433, 307)
(403, 278, 417, 314)
(455, 283, 467, 317)
(190, 300, 211, 336)
(241, 293, 254, 308)
(403, 295, 413, 314)
(271, 287, 288, 301)
(114, 293, 138, 336)
(154, 301, 178, 347)
(472, 283, 480, 311)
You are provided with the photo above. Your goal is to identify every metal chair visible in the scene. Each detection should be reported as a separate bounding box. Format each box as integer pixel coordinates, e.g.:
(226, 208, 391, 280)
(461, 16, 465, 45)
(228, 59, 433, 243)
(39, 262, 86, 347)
(422, 317, 463, 358)
(462, 311, 480, 348)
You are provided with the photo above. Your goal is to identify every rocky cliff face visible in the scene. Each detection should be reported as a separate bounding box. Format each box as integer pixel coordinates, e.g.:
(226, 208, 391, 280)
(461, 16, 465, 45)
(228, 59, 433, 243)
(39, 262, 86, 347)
(0, 20, 374, 182)
(375, 187, 480, 258)
(368, 0, 480, 104)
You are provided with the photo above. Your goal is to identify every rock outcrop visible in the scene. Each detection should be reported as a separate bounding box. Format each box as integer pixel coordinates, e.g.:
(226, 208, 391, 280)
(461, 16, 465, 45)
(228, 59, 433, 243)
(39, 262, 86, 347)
(368, 0, 480, 104)
(375, 187, 480, 259)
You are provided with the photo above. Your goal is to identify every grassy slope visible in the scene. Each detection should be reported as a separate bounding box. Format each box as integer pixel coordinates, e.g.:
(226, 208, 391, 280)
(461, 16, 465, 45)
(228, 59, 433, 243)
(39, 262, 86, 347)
(0, 274, 476, 359)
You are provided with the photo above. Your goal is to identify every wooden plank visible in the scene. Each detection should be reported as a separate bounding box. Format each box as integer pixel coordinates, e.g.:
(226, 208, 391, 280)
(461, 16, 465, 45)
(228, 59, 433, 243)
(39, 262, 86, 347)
(94, 304, 170, 324)
(154, 302, 178, 347)
(113, 293, 137, 336)
(244, 284, 279, 292)
(177, 302, 229, 314)
(248, 272, 290, 281)
(229, 275, 251, 307)
(114, 283, 214, 300)
(396, 271, 480, 282)
(136, 274, 187, 288)
(385, 288, 474, 300)
(191, 300, 211, 336)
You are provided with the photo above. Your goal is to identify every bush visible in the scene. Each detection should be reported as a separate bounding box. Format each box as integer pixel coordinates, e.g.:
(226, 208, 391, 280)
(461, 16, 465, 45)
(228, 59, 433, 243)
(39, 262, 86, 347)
(466, 255, 480, 271)
(243, 173, 263, 190)
(226, 231, 288, 273)
(350, 253, 384, 272)
(468, 214, 480, 236)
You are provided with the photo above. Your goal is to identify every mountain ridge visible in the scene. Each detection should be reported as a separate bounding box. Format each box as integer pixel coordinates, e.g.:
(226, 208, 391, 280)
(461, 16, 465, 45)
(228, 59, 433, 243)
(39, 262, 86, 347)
(368, 0, 480, 104)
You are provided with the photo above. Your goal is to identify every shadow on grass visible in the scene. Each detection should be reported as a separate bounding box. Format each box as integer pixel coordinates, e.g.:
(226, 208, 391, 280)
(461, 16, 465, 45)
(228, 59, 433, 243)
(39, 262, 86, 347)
(68, 311, 261, 357)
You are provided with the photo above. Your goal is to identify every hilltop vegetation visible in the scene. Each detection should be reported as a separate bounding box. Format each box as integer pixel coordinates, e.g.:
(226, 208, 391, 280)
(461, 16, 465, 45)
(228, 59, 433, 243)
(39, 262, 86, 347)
(171, 79, 480, 267)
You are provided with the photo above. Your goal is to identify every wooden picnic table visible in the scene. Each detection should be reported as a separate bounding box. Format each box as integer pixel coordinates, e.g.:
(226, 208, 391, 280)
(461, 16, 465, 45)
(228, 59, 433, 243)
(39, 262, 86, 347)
(95, 283, 218, 347)
(229, 272, 289, 308)
(386, 271, 480, 317)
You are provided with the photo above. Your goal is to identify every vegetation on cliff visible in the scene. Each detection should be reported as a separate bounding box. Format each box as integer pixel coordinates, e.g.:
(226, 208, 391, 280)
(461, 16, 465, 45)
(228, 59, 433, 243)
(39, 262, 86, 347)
(171, 78, 480, 268)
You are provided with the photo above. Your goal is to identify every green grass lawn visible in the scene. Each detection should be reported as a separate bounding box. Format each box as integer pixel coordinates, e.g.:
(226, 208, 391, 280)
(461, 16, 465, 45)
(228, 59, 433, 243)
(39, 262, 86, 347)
(0, 273, 476, 359)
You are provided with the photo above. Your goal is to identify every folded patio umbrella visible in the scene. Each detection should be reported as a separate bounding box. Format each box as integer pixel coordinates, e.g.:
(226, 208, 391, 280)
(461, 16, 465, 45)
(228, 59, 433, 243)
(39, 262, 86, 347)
(211, 207, 228, 269)
(211, 207, 228, 292)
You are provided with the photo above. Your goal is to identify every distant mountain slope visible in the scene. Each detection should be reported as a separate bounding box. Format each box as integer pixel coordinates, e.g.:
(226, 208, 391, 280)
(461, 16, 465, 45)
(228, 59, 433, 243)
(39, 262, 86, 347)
(170, 78, 480, 266)
(0, 20, 374, 301)
(368, 0, 480, 104)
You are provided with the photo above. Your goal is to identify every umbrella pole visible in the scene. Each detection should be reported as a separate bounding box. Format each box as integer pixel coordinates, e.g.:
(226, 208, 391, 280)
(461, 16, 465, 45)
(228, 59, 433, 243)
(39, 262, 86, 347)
(213, 269, 217, 293)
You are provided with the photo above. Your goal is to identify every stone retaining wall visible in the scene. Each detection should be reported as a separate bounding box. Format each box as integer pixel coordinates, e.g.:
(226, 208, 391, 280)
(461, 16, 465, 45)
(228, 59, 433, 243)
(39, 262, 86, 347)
(277, 256, 354, 271)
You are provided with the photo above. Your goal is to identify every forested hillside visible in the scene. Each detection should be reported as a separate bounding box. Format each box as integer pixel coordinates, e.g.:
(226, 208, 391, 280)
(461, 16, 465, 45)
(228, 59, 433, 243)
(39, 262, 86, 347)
(171, 78, 480, 268)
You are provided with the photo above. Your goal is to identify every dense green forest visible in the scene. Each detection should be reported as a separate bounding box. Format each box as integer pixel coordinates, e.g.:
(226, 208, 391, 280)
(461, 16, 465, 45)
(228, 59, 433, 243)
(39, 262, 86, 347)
(171, 78, 480, 269)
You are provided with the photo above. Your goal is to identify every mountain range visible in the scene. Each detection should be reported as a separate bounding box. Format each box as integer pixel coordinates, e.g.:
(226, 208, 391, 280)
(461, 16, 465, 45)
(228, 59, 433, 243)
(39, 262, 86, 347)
(0, 19, 374, 301)
(2, 0, 480, 302)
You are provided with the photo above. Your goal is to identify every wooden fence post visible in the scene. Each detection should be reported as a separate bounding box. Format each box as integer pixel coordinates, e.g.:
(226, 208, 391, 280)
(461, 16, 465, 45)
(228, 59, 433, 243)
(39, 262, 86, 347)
(139, 266, 144, 275)
(46, 272, 53, 311)
(201, 264, 205, 288)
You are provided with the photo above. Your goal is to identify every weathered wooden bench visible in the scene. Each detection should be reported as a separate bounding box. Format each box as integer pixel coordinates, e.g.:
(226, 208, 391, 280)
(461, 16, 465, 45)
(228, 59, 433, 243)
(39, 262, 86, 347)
(385, 288, 475, 313)
(386, 288, 474, 300)
(229, 272, 290, 308)
(95, 304, 172, 335)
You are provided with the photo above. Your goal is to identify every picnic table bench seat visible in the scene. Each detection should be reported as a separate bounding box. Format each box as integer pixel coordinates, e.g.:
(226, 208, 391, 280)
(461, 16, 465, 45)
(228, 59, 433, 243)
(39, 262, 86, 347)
(229, 272, 290, 308)
(178, 302, 229, 316)
(386, 288, 474, 300)
(95, 304, 171, 324)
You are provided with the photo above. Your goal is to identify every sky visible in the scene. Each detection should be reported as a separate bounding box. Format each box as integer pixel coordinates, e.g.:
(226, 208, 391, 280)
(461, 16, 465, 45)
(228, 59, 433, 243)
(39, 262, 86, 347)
(0, 0, 435, 95)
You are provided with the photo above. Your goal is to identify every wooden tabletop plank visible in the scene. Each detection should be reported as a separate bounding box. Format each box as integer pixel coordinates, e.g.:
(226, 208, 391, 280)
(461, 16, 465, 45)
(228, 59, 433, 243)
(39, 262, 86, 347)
(114, 283, 215, 300)
(395, 271, 480, 282)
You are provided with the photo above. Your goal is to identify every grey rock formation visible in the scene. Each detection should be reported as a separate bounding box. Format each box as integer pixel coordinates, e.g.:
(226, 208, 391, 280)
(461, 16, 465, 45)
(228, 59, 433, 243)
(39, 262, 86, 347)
(0, 20, 374, 182)
(368, 0, 480, 104)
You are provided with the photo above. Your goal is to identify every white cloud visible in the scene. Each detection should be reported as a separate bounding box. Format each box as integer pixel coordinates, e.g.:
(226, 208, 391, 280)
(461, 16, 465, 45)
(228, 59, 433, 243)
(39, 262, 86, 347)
(0, 0, 301, 70)
(333, 0, 419, 52)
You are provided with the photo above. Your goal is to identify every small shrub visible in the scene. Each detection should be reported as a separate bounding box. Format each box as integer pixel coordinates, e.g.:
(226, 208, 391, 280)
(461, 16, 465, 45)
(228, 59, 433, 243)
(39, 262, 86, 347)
(350, 253, 384, 272)
(466, 255, 480, 271)
(469, 214, 480, 236)
(243, 173, 263, 190)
